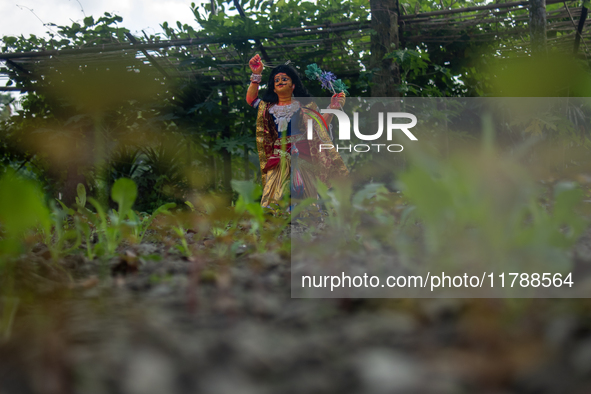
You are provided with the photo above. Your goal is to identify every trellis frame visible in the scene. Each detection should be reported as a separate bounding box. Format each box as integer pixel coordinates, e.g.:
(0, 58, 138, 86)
(1, 0, 590, 92)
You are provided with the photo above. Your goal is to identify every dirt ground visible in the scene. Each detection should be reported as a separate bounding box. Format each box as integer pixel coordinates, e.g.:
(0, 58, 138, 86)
(2, 225, 591, 394)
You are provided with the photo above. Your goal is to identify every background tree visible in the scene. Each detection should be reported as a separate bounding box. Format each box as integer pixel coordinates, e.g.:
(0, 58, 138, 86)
(2, 0, 591, 208)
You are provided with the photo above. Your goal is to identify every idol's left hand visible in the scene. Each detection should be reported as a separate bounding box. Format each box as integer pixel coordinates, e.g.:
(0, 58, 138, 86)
(330, 92, 346, 109)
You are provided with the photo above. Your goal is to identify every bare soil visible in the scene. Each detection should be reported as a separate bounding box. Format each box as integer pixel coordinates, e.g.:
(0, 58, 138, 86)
(2, 226, 591, 394)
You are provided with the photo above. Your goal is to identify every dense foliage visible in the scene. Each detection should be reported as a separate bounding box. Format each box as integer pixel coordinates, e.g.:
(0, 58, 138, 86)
(3, 0, 591, 210)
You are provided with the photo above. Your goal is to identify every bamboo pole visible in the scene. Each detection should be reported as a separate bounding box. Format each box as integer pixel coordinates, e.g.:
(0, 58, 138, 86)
(125, 33, 171, 79)
(403, 5, 578, 26)
(0, 87, 32, 91)
(400, 0, 568, 20)
(285, 21, 370, 31)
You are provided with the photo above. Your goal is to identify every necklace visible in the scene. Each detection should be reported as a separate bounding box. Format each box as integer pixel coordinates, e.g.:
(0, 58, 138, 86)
(269, 101, 300, 132)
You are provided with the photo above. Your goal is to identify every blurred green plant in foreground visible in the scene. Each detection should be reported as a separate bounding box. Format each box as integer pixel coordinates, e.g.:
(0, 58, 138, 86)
(397, 150, 587, 274)
(1, 124, 590, 329)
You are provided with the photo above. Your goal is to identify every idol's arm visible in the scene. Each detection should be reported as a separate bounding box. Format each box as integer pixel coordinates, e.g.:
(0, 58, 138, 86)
(246, 54, 263, 106)
(246, 82, 260, 106)
(321, 92, 346, 123)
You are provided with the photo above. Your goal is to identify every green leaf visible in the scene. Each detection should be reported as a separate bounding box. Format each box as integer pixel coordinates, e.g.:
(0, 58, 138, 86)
(76, 183, 86, 208)
(138, 202, 176, 242)
(0, 170, 50, 240)
(232, 180, 262, 206)
(88, 197, 107, 230)
(111, 178, 137, 218)
(185, 201, 196, 212)
(552, 182, 586, 238)
(83, 16, 94, 26)
(352, 183, 388, 208)
(56, 199, 74, 215)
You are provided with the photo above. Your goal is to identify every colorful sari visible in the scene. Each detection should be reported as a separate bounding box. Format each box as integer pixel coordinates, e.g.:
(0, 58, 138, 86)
(254, 99, 349, 207)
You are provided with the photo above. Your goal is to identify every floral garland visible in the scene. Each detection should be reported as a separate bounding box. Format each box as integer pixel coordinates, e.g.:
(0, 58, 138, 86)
(269, 101, 301, 132)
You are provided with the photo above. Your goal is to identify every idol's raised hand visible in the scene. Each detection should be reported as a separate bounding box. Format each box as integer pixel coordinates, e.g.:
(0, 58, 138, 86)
(249, 54, 263, 74)
(330, 92, 346, 109)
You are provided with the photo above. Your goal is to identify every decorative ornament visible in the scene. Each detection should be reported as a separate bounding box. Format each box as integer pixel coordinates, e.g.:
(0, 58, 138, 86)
(269, 101, 301, 132)
(332, 79, 350, 96)
(304, 64, 322, 80)
(250, 73, 262, 83)
(319, 71, 336, 90)
(305, 63, 350, 96)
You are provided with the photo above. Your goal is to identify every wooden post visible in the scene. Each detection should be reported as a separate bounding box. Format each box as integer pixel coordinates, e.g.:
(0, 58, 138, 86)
(529, 0, 547, 55)
(369, 0, 401, 97)
(207, 140, 215, 191)
(220, 89, 232, 197)
(574, 4, 589, 54)
(244, 145, 250, 180)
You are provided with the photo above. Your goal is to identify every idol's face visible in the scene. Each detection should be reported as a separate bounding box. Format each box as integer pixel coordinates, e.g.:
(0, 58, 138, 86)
(274, 73, 294, 94)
